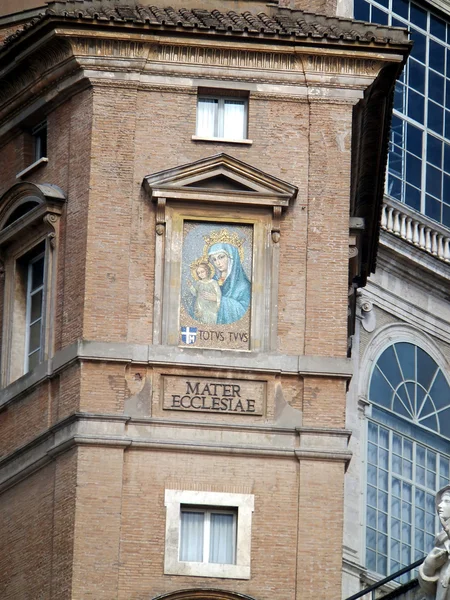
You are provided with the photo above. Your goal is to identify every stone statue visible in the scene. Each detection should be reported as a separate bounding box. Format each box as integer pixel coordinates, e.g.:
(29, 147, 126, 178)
(419, 485, 450, 599)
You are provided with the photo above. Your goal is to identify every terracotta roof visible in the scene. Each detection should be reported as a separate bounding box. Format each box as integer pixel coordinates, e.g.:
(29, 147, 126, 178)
(2, 0, 410, 49)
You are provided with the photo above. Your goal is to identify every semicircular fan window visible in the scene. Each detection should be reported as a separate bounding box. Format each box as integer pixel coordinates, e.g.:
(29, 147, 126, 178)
(370, 342, 450, 439)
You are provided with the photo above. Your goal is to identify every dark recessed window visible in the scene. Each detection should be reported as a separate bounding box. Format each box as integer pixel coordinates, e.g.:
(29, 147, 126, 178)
(32, 121, 47, 161)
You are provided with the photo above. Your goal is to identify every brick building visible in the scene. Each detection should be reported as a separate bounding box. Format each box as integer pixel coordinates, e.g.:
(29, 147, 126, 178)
(0, 1, 409, 598)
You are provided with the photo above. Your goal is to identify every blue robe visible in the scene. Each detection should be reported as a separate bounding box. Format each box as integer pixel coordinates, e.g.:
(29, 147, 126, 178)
(208, 243, 251, 325)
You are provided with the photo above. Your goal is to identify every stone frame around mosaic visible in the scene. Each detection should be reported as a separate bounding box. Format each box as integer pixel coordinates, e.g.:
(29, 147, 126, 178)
(143, 153, 298, 353)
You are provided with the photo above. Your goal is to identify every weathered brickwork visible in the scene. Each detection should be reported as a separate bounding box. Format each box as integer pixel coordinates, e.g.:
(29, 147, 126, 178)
(0, 2, 409, 598)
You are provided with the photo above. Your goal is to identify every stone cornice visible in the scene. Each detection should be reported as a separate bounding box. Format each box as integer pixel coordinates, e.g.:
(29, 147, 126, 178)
(0, 339, 353, 410)
(0, 411, 352, 494)
(0, 22, 404, 136)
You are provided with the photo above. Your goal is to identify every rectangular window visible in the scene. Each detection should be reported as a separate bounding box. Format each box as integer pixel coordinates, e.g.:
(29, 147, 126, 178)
(196, 96, 247, 140)
(366, 420, 450, 581)
(32, 121, 47, 161)
(164, 489, 253, 579)
(25, 252, 45, 373)
(180, 507, 237, 565)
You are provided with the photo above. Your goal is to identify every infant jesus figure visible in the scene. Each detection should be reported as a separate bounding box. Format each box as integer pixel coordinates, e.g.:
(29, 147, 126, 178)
(187, 259, 221, 325)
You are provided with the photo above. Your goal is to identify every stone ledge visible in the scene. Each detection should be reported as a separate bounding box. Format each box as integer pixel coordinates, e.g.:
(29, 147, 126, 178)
(0, 412, 352, 493)
(0, 339, 353, 409)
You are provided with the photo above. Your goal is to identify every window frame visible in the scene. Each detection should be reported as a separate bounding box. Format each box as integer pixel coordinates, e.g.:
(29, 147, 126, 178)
(24, 250, 46, 373)
(0, 182, 65, 387)
(164, 489, 254, 579)
(196, 95, 249, 141)
(32, 120, 48, 162)
(180, 506, 237, 565)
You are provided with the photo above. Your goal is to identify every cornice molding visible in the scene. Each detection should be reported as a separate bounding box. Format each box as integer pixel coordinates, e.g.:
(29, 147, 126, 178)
(0, 24, 398, 133)
(0, 339, 353, 411)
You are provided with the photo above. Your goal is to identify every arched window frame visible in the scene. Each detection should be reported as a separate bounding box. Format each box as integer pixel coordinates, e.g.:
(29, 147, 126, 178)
(358, 324, 450, 578)
(0, 182, 65, 387)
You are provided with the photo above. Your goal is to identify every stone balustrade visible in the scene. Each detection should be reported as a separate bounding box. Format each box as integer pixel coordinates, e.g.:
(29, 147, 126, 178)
(381, 200, 450, 263)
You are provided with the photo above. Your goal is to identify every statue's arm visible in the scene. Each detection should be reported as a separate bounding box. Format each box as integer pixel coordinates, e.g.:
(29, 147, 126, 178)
(419, 547, 448, 595)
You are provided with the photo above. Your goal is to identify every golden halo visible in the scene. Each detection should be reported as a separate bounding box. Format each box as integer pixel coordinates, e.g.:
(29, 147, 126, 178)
(203, 228, 245, 263)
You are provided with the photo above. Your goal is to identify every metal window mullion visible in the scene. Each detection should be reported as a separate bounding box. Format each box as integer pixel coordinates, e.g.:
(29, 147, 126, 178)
(232, 512, 237, 564)
(421, 26, 430, 216)
(217, 99, 225, 138)
(412, 440, 417, 565)
(24, 260, 34, 370)
(204, 510, 211, 564)
(386, 429, 393, 575)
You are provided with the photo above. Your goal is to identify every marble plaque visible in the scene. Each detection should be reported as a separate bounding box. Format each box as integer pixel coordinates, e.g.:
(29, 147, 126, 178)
(162, 376, 265, 415)
(179, 221, 253, 350)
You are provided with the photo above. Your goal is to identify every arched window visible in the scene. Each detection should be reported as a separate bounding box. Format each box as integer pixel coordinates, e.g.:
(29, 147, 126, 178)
(0, 182, 65, 386)
(366, 341, 450, 578)
(370, 342, 450, 437)
(153, 590, 258, 600)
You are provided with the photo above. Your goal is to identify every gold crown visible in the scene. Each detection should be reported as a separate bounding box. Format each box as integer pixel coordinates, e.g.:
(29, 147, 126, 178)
(203, 228, 245, 263)
(189, 257, 213, 280)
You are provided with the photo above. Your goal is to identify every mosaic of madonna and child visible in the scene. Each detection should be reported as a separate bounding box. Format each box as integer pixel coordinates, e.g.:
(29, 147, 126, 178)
(179, 221, 253, 350)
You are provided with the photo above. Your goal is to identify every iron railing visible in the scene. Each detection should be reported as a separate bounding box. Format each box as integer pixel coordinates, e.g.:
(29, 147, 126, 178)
(345, 557, 425, 600)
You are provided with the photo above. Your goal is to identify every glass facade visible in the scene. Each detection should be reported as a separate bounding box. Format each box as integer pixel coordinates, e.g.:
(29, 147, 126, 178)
(355, 0, 450, 225)
(367, 420, 450, 576)
(367, 342, 450, 576)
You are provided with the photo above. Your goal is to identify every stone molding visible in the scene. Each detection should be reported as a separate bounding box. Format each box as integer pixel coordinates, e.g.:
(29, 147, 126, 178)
(0, 339, 353, 410)
(0, 24, 401, 135)
(0, 411, 352, 494)
(357, 322, 450, 400)
(164, 489, 254, 579)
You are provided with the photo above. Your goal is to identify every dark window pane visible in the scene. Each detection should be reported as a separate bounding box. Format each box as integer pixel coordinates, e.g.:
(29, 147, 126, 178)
(366, 549, 377, 571)
(394, 83, 406, 112)
(408, 89, 425, 123)
(410, 3, 427, 30)
(372, 6, 389, 24)
(425, 194, 442, 221)
(429, 371, 450, 410)
(370, 366, 395, 407)
(409, 59, 425, 94)
(393, 396, 412, 419)
(426, 164, 442, 197)
(396, 342, 415, 381)
(430, 15, 446, 39)
(428, 101, 444, 134)
(429, 71, 445, 104)
(387, 174, 402, 200)
(354, 0, 370, 21)
(421, 413, 439, 432)
(444, 173, 450, 199)
(445, 111, 450, 139)
(438, 407, 450, 438)
(427, 135, 442, 167)
(430, 40, 446, 72)
(28, 321, 42, 353)
(443, 203, 450, 226)
(28, 350, 40, 371)
(406, 153, 422, 187)
(377, 0, 389, 8)
(406, 122, 423, 156)
(405, 184, 421, 210)
(392, 17, 405, 28)
(447, 49, 450, 78)
(410, 29, 426, 63)
(30, 290, 43, 323)
(378, 345, 404, 388)
(417, 347, 439, 389)
(31, 256, 44, 290)
(389, 145, 404, 176)
(393, 0, 409, 19)
(444, 143, 450, 172)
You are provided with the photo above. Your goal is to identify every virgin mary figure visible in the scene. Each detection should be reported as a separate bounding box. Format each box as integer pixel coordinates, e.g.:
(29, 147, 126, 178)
(207, 242, 251, 325)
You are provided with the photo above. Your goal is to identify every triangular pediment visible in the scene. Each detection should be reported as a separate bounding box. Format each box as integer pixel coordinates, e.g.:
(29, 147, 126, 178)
(143, 153, 297, 207)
